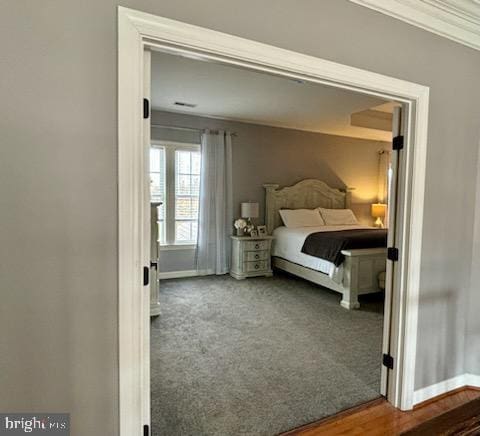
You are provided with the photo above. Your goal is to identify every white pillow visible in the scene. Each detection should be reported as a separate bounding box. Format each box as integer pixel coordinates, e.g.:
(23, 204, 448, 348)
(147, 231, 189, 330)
(278, 208, 325, 228)
(319, 208, 359, 225)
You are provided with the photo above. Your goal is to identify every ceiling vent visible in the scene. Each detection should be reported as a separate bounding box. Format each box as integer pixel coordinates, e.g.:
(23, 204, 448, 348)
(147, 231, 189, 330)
(174, 101, 197, 108)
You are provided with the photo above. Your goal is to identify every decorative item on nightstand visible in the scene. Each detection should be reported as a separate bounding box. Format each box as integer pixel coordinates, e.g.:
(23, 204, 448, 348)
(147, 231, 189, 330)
(230, 235, 274, 280)
(371, 203, 387, 228)
(234, 218, 248, 236)
(257, 225, 267, 237)
(241, 201, 259, 234)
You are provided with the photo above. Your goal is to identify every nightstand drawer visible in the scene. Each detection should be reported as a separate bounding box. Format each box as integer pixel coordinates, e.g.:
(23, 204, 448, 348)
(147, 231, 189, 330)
(243, 240, 269, 251)
(244, 261, 268, 272)
(243, 250, 269, 262)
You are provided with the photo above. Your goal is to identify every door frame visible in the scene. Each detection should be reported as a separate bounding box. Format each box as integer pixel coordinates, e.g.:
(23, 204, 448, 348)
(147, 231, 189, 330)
(118, 6, 429, 435)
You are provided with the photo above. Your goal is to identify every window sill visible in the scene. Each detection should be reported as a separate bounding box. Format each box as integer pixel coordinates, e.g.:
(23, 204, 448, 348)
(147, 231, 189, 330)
(159, 244, 196, 251)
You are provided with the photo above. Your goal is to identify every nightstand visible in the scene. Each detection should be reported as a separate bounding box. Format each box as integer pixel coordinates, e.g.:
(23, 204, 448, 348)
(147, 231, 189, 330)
(230, 235, 274, 280)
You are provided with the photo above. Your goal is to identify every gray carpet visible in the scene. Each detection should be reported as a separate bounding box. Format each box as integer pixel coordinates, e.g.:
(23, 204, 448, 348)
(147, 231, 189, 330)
(151, 272, 384, 436)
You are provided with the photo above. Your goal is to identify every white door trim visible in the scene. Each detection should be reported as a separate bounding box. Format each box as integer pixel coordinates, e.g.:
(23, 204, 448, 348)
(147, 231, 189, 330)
(118, 6, 429, 434)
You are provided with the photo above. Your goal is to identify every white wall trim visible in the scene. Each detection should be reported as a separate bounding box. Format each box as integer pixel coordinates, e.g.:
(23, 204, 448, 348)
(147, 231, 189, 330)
(349, 0, 480, 51)
(413, 374, 467, 405)
(158, 244, 195, 252)
(413, 373, 480, 406)
(118, 6, 430, 434)
(466, 373, 480, 387)
(118, 9, 147, 436)
(158, 269, 215, 279)
(158, 270, 200, 280)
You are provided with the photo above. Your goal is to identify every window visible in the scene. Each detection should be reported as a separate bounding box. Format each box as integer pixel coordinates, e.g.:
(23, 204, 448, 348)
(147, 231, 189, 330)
(175, 149, 201, 244)
(150, 142, 201, 246)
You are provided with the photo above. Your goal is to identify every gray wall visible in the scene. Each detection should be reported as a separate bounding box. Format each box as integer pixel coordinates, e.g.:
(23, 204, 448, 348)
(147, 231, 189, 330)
(467, 143, 480, 375)
(153, 110, 389, 273)
(1, 1, 480, 435)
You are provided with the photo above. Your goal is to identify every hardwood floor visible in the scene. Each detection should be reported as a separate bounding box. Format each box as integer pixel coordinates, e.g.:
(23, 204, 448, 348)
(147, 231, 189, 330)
(282, 388, 480, 435)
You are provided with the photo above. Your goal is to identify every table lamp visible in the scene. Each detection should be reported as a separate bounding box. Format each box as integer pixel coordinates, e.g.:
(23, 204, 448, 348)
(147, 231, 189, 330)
(241, 202, 259, 230)
(371, 203, 387, 228)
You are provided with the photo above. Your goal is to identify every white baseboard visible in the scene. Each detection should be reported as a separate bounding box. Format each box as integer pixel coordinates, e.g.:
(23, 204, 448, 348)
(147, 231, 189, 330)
(157, 269, 215, 280)
(158, 270, 199, 280)
(466, 373, 480, 387)
(413, 373, 480, 406)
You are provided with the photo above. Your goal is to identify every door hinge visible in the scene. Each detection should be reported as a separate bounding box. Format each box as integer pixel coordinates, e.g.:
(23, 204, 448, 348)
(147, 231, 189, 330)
(143, 266, 149, 286)
(143, 424, 150, 436)
(392, 135, 404, 151)
(143, 98, 150, 119)
(383, 353, 394, 370)
(387, 247, 399, 262)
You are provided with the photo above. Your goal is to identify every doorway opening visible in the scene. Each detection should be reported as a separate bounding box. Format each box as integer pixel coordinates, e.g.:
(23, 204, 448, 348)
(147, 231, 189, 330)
(118, 7, 429, 436)
(148, 49, 401, 435)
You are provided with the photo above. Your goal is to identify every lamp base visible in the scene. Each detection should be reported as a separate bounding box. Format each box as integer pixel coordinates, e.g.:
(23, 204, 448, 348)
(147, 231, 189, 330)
(245, 218, 255, 235)
(374, 217, 384, 228)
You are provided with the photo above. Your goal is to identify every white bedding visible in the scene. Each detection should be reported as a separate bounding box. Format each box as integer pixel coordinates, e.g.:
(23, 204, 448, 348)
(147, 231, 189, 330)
(272, 225, 372, 284)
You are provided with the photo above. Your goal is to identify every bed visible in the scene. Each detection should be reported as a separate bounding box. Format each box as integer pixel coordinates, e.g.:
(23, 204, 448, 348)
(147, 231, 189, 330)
(264, 179, 387, 309)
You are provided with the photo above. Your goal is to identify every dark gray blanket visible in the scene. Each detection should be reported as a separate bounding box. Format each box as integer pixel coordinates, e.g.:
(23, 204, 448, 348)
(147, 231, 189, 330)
(301, 229, 387, 266)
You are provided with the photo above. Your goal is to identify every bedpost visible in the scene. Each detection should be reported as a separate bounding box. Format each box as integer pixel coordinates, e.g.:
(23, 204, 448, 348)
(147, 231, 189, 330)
(345, 187, 354, 209)
(263, 184, 279, 235)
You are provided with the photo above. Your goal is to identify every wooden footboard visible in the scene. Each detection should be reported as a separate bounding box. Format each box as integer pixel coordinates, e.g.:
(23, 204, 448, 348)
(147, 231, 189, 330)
(273, 247, 387, 309)
(341, 248, 387, 309)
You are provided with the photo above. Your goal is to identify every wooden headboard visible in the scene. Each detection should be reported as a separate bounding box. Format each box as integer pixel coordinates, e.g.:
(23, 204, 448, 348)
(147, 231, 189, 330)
(263, 179, 352, 234)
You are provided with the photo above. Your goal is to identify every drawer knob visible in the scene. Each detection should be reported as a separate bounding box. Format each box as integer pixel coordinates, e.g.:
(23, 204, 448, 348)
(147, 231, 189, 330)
(255, 264, 259, 269)
(255, 244, 260, 249)
(255, 254, 259, 259)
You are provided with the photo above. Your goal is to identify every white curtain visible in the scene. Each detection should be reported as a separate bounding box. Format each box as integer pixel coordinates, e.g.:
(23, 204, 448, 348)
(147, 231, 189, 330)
(377, 149, 392, 203)
(196, 130, 233, 275)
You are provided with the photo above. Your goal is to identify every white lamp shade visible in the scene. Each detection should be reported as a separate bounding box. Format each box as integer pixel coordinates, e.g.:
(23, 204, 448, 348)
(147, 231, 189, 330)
(241, 202, 259, 218)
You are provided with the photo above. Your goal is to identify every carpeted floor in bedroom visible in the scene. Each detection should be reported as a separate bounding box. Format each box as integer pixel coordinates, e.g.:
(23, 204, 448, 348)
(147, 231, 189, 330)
(151, 271, 384, 436)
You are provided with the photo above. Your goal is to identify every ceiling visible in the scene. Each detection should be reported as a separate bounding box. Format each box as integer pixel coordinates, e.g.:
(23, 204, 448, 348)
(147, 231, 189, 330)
(151, 51, 394, 142)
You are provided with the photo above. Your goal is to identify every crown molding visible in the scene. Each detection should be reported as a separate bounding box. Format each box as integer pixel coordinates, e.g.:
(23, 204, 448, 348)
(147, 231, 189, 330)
(349, 0, 480, 51)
